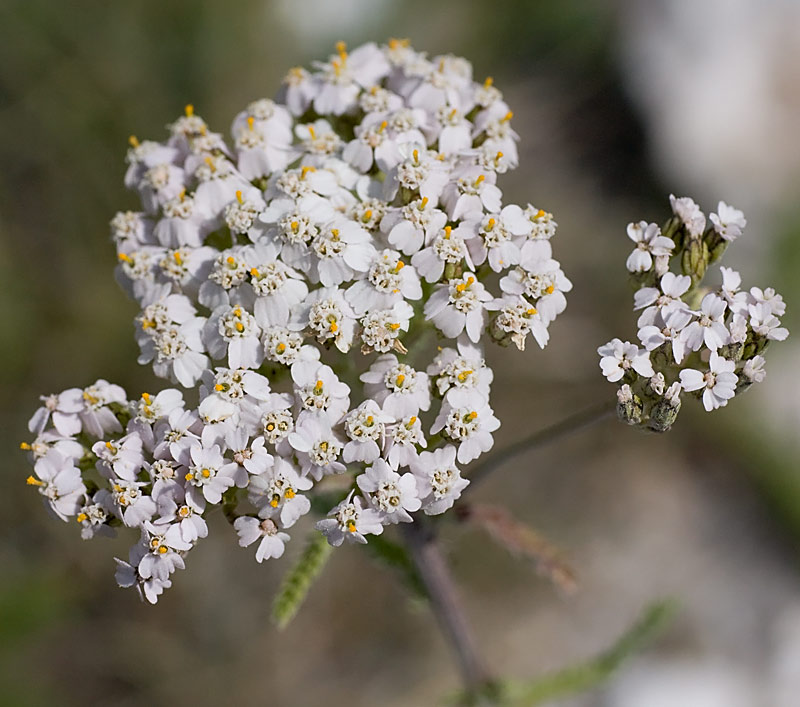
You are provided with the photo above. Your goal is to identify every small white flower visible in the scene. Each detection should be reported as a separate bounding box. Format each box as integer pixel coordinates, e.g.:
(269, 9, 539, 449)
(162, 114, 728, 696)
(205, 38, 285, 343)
(742, 355, 767, 384)
(431, 388, 500, 464)
(357, 459, 421, 524)
(26, 450, 85, 521)
(680, 352, 738, 412)
(288, 416, 346, 480)
(669, 194, 706, 237)
(360, 355, 431, 418)
(749, 302, 789, 341)
(247, 457, 312, 528)
(710, 201, 746, 242)
(597, 338, 654, 382)
(625, 221, 674, 273)
(410, 446, 469, 515)
(182, 443, 238, 506)
(234, 516, 291, 562)
(425, 273, 492, 342)
(680, 294, 729, 353)
(359, 301, 414, 354)
(383, 415, 427, 469)
(316, 492, 384, 546)
(343, 400, 392, 463)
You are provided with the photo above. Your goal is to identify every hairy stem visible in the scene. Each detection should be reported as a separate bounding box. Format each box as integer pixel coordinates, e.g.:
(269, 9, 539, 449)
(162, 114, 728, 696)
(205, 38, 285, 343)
(465, 402, 615, 492)
(401, 519, 493, 699)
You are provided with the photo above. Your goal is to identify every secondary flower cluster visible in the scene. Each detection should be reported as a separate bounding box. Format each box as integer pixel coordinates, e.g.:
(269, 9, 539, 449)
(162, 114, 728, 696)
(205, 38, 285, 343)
(22, 40, 571, 603)
(599, 195, 788, 431)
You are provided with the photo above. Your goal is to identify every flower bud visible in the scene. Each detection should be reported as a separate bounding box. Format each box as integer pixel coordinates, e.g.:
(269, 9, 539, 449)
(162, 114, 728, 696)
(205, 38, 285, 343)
(616, 385, 643, 426)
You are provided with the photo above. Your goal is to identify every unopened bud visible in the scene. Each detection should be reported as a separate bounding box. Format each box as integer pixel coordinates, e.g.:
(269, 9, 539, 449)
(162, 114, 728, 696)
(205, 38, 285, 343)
(616, 385, 643, 426)
(681, 238, 709, 285)
(647, 372, 666, 396)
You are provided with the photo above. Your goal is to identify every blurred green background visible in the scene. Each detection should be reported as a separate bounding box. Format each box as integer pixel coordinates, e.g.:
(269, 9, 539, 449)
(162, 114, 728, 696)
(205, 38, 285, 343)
(2, 1, 800, 705)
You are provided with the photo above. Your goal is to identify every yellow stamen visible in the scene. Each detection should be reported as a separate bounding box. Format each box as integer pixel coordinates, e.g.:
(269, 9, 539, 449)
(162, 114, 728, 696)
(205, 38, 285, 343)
(366, 415, 374, 425)
(331, 228, 340, 239)
(501, 110, 513, 123)
(395, 374, 405, 386)
(388, 322, 401, 331)
(468, 411, 478, 420)
(201, 468, 211, 478)
(128, 135, 139, 148)
(290, 220, 299, 231)
(314, 379, 324, 395)
(545, 285, 554, 294)
(526, 307, 537, 316)
(185, 104, 194, 117)
(319, 441, 328, 452)
(20, 442, 32, 450)
(444, 225, 452, 239)
(329, 321, 338, 333)
(247, 116, 255, 130)
(235, 321, 244, 333)
(307, 125, 316, 140)
(335, 40, 347, 58)
(185, 472, 194, 481)
(496, 151, 504, 161)
(378, 120, 388, 133)
(270, 495, 280, 508)
(395, 260, 405, 271)
(118, 253, 132, 263)
(266, 423, 275, 432)
(236, 190, 243, 204)
(105, 441, 114, 450)
(456, 283, 467, 293)
(536, 209, 546, 219)
(420, 196, 429, 209)
(158, 545, 168, 554)
(76, 513, 88, 523)
(233, 307, 242, 317)
(285, 488, 296, 500)
(486, 218, 496, 230)
(363, 209, 373, 222)
(408, 416, 417, 426)
(173, 251, 183, 265)
(449, 107, 457, 120)
(474, 174, 485, 187)
(457, 370, 472, 382)
(204, 155, 216, 171)
(412, 148, 419, 163)
(250, 267, 260, 277)
(26, 475, 44, 487)
(301, 165, 315, 178)
(276, 342, 286, 354)
(467, 276, 475, 286)
(347, 520, 357, 533)
(226, 256, 236, 266)
(484, 76, 493, 88)
(214, 384, 225, 392)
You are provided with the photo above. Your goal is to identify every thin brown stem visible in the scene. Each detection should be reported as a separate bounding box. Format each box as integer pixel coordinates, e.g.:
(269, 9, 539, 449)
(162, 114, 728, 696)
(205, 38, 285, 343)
(401, 519, 492, 698)
(464, 402, 615, 493)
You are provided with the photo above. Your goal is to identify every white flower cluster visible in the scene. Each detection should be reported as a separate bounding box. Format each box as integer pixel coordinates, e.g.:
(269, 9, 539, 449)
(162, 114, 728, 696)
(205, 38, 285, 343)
(22, 40, 570, 603)
(599, 195, 788, 431)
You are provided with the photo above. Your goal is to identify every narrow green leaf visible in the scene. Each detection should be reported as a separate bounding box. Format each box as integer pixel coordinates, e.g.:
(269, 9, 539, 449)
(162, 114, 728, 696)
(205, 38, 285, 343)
(504, 599, 677, 705)
(271, 532, 333, 630)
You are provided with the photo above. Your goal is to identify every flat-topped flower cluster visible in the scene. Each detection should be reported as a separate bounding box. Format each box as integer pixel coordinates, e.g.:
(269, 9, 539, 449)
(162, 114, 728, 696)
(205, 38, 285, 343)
(599, 195, 788, 431)
(22, 40, 571, 603)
